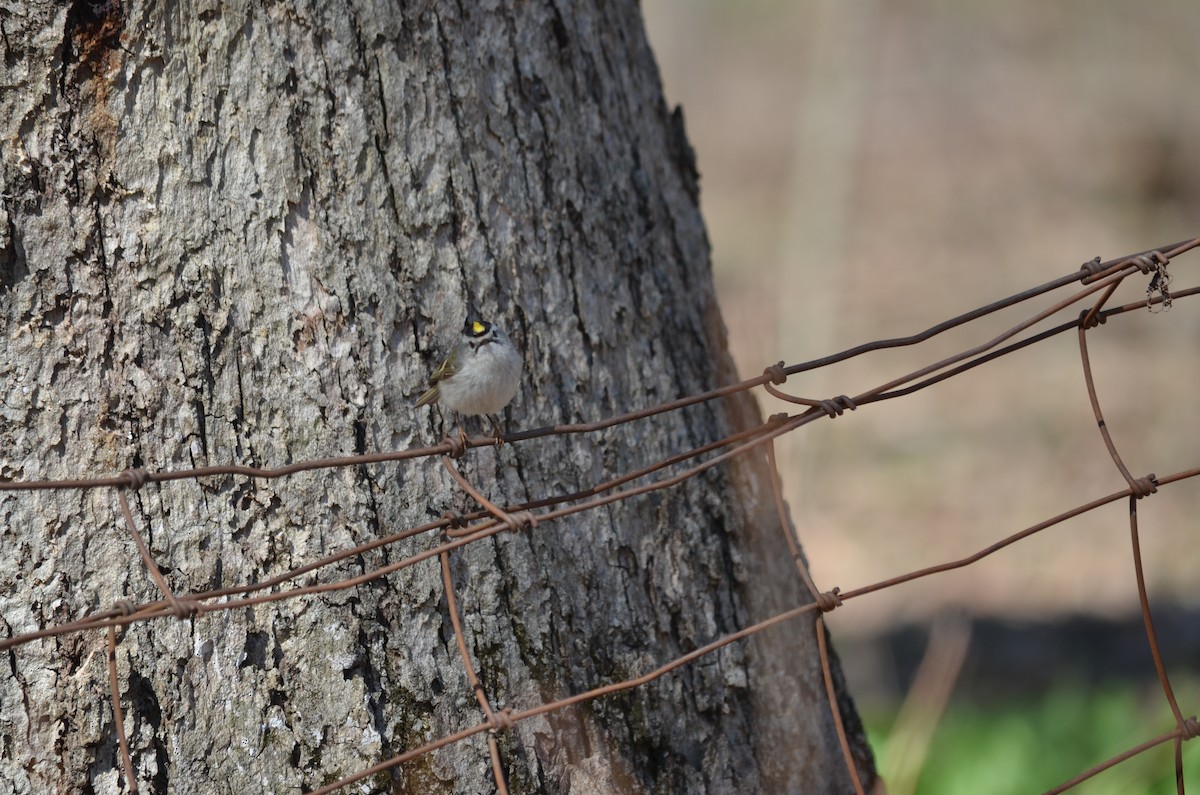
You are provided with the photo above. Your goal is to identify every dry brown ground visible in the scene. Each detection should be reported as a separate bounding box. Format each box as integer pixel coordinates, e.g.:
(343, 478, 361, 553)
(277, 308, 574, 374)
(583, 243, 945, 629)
(643, 1, 1200, 637)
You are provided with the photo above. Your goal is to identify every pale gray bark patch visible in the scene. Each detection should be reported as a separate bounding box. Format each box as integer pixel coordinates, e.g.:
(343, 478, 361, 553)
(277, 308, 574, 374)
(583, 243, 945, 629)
(0, 1, 874, 793)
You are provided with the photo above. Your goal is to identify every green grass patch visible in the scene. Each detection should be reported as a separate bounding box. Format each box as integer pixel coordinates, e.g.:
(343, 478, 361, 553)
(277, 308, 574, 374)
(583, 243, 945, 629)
(865, 678, 1200, 794)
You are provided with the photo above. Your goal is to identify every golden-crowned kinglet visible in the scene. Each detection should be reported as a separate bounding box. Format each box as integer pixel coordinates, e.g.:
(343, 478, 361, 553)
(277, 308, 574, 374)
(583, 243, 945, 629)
(416, 318, 523, 439)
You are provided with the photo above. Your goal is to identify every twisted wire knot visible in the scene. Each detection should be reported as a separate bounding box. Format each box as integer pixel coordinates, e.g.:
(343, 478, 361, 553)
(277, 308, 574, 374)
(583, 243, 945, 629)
(815, 588, 843, 613)
(489, 708, 516, 734)
(1181, 716, 1200, 741)
(1079, 256, 1104, 277)
(169, 596, 199, 620)
(443, 434, 467, 459)
(119, 468, 152, 490)
(1131, 473, 1158, 499)
(442, 510, 468, 530)
(1129, 251, 1168, 274)
(113, 599, 137, 617)
(818, 396, 857, 419)
(1077, 308, 1108, 330)
(504, 511, 536, 534)
(763, 362, 787, 385)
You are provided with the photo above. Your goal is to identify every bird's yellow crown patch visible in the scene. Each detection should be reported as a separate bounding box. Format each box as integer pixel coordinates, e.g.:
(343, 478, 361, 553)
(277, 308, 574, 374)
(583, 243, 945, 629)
(472, 321, 486, 335)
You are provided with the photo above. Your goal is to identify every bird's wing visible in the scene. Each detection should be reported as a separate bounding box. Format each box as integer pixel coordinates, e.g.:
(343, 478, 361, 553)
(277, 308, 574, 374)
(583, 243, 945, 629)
(414, 353, 457, 407)
(414, 384, 440, 407)
(428, 353, 458, 384)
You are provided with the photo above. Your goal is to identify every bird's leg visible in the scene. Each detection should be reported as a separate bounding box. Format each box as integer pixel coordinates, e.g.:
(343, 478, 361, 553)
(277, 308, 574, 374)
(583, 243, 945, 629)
(487, 414, 505, 447)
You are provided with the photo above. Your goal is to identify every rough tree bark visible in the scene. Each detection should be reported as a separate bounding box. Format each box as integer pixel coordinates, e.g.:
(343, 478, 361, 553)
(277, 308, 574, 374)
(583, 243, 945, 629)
(0, 1, 875, 793)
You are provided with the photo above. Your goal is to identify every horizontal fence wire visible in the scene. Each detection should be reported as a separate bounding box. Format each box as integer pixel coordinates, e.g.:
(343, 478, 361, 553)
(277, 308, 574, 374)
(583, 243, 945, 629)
(1, 236, 1198, 793)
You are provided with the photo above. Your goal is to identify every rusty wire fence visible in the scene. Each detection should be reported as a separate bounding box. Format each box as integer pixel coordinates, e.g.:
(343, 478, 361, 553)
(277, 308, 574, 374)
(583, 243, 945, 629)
(2, 236, 1199, 794)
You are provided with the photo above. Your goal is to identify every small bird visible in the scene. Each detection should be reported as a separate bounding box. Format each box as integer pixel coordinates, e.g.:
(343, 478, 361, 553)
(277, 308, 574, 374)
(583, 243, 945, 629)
(416, 318, 523, 442)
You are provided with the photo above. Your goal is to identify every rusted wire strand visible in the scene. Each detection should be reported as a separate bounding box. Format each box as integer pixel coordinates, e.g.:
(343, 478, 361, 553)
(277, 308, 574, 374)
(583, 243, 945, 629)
(1042, 727, 1189, 794)
(1077, 316, 1148, 496)
(765, 437, 842, 612)
(839, 466, 1200, 603)
(1128, 497, 1187, 733)
(781, 237, 1197, 379)
(817, 615, 867, 795)
(875, 284, 1200, 403)
(309, 600, 826, 795)
(116, 488, 191, 619)
(854, 264, 1139, 403)
(761, 263, 1158, 417)
(1075, 277, 1193, 795)
(1080, 279, 1122, 330)
(107, 626, 138, 794)
(441, 457, 534, 535)
(765, 436, 856, 789)
(440, 552, 510, 794)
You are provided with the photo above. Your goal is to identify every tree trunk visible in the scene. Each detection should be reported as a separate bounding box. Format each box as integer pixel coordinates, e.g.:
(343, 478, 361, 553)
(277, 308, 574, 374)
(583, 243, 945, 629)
(0, 1, 875, 793)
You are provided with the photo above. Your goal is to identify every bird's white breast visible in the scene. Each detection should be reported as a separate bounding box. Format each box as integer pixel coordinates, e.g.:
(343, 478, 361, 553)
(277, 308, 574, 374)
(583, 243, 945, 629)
(438, 340, 523, 416)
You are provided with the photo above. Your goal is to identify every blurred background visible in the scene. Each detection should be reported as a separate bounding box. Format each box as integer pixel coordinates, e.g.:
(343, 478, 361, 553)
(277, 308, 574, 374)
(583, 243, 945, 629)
(642, 2, 1200, 792)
